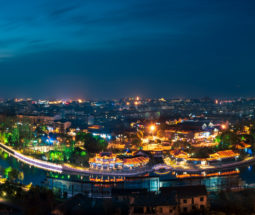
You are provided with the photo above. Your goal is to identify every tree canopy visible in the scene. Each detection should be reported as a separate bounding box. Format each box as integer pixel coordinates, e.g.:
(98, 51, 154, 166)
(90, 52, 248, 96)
(76, 132, 108, 153)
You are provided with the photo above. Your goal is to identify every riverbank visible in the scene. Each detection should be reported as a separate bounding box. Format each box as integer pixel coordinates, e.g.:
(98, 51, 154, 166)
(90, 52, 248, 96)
(1, 142, 255, 177)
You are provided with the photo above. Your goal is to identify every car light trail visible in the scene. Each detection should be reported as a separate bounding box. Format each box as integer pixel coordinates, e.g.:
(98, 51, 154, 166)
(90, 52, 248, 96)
(0, 142, 62, 173)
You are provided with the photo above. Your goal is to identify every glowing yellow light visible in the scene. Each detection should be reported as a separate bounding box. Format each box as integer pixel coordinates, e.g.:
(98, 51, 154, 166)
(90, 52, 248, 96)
(136, 96, 140, 101)
(221, 124, 226, 129)
(149, 125, 156, 132)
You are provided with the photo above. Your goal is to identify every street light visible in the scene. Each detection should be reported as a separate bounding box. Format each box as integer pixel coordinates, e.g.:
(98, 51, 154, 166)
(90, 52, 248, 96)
(150, 125, 156, 131)
(149, 124, 156, 135)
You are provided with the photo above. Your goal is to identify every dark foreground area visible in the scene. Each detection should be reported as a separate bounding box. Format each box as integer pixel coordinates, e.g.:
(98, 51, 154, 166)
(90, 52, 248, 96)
(1, 181, 255, 215)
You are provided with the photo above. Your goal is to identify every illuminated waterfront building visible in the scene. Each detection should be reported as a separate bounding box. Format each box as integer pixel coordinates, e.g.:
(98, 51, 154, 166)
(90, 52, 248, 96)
(209, 150, 239, 160)
(89, 152, 149, 170)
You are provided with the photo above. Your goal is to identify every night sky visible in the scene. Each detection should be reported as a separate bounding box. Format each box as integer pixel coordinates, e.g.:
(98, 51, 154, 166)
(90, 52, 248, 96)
(0, 0, 255, 99)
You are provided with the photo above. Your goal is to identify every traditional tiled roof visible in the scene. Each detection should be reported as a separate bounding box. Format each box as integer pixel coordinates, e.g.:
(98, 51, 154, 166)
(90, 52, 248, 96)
(89, 154, 149, 166)
(236, 142, 251, 149)
(209, 150, 239, 159)
(123, 156, 149, 165)
(170, 149, 189, 159)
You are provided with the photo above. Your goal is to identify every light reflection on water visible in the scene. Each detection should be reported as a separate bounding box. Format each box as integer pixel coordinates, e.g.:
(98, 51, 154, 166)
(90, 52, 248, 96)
(0, 152, 46, 185)
(0, 152, 255, 192)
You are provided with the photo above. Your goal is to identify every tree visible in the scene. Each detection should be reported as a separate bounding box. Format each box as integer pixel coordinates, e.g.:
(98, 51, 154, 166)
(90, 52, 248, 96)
(172, 140, 190, 150)
(218, 130, 239, 150)
(5, 167, 19, 182)
(191, 147, 213, 158)
(70, 149, 89, 166)
(47, 150, 64, 162)
(131, 138, 141, 147)
(76, 132, 108, 153)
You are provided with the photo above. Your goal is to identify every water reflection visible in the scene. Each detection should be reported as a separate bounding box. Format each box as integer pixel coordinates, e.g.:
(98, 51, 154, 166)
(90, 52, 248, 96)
(0, 151, 46, 185)
(0, 153, 255, 197)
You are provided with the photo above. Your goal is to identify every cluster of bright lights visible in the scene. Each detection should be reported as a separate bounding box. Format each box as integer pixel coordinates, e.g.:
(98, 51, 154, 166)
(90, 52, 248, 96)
(92, 133, 111, 140)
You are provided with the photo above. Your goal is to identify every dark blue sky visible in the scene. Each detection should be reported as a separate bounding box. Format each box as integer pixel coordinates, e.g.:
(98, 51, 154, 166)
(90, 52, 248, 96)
(0, 0, 255, 99)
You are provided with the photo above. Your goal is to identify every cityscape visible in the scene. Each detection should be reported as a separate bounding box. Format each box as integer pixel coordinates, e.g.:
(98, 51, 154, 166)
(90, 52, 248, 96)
(0, 97, 255, 214)
(1, 0, 255, 214)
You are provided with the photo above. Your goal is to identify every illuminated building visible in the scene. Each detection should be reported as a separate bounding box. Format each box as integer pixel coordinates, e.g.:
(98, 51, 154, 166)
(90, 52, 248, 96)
(209, 150, 239, 160)
(236, 142, 251, 150)
(170, 149, 189, 159)
(194, 131, 211, 139)
(142, 142, 171, 152)
(107, 142, 126, 150)
(123, 156, 150, 169)
(89, 152, 149, 170)
(89, 152, 122, 170)
(17, 114, 61, 124)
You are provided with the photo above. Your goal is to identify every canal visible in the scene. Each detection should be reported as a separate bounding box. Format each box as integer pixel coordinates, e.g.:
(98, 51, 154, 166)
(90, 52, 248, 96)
(1, 150, 255, 196)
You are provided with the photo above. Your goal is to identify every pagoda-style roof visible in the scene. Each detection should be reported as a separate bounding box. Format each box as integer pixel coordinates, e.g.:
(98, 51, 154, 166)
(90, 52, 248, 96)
(209, 150, 239, 159)
(170, 149, 189, 159)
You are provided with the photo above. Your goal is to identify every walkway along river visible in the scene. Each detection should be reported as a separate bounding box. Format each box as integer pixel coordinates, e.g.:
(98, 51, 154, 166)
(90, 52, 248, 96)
(1, 142, 255, 177)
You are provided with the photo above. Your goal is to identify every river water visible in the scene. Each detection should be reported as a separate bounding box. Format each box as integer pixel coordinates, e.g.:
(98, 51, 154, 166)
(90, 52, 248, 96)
(1, 151, 255, 194)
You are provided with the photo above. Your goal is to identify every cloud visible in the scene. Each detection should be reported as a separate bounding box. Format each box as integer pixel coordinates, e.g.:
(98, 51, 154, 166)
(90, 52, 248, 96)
(0, 0, 255, 98)
(50, 5, 79, 18)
